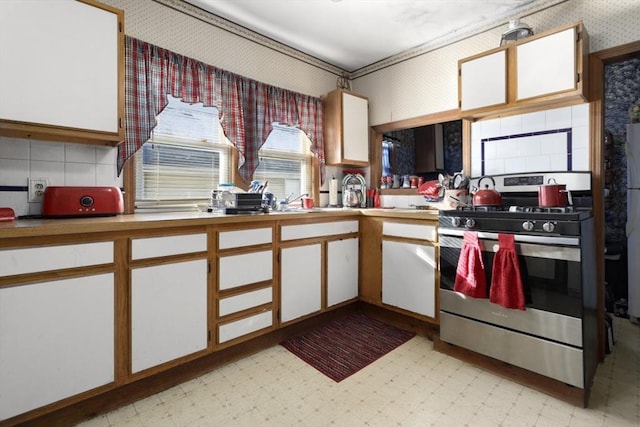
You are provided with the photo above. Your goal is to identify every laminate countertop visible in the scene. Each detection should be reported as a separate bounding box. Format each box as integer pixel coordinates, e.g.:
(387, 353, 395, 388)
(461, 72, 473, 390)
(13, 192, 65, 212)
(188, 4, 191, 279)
(0, 208, 440, 239)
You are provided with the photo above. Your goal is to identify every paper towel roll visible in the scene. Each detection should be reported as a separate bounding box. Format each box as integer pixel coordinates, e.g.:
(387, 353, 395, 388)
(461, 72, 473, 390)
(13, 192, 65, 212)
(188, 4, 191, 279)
(329, 176, 338, 206)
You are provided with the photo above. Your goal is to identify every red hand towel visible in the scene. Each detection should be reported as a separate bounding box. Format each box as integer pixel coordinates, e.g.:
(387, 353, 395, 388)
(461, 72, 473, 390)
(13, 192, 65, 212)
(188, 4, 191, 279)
(453, 231, 487, 298)
(490, 234, 525, 310)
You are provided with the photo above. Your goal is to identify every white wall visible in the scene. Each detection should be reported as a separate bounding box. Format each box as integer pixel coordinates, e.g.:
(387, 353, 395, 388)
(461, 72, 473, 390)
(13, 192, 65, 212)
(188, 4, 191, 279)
(3, 0, 640, 215)
(0, 0, 341, 216)
(354, 0, 640, 126)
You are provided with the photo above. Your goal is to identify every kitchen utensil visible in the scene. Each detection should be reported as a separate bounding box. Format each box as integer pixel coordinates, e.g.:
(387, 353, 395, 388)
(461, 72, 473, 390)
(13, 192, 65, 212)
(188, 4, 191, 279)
(343, 188, 363, 208)
(262, 192, 276, 210)
(538, 178, 571, 207)
(444, 189, 470, 209)
(453, 173, 464, 189)
(472, 176, 502, 206)
(441, 174, 452, 189)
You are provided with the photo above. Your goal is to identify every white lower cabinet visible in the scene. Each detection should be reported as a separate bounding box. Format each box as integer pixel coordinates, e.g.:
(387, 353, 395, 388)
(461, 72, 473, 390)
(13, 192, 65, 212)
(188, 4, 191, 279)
(327, 237, 359, 307)
(280, 243, 322, 322)
(0, 274, 115, 421)
(131, 259, 208, 373)
(382, 240, 436, 318)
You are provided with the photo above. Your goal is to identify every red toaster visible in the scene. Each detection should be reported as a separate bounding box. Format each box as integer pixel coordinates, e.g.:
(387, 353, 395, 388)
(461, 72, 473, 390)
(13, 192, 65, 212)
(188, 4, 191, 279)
(42, 186, 124, 217)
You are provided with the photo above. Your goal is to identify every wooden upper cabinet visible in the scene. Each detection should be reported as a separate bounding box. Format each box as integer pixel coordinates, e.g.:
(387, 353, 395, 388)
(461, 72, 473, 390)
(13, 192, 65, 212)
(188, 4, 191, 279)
(0, 0, 125, 146)
(323, 89, 369, 166)
(459, 22, 588, 119)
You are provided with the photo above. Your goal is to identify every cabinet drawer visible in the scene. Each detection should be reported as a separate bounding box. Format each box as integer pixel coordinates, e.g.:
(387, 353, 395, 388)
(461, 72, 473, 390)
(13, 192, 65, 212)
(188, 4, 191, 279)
(219, 287, 272, 317)
(218, 310, 272, 343)
(219, 250, 273, 290)
(218, 227, 272, 250)
(131, 233, 207, 260)
(0, 242, 113, 277)
(281, 220, 358, 241)
(383, 222, 436, 242)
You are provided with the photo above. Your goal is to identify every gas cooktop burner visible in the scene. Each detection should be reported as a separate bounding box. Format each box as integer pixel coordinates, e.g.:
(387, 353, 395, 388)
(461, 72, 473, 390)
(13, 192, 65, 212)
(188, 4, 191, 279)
(456, 205, 580, 214)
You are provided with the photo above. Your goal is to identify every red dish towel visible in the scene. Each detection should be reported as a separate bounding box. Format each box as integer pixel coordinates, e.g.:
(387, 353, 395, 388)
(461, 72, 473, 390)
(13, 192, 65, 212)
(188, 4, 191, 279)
(490, 234, 525, 310)
(454, 231, 487, 298)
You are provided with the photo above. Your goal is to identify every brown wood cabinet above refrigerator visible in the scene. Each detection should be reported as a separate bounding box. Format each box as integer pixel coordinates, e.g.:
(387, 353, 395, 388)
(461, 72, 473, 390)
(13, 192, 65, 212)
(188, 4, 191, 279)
(0, 0, 125, 146)
(458, 21, 589, 119)
(323, 89, 369, 166)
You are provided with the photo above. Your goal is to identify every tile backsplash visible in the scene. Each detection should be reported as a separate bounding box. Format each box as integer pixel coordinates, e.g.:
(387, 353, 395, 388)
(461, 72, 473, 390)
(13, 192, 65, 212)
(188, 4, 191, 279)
(471, 104, 590, 177)
(0, 137, 121, 217)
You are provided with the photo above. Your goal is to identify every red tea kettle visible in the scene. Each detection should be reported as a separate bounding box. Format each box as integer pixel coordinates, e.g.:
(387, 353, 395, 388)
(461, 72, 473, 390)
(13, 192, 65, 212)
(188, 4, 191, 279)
(472, 176, 503, 206)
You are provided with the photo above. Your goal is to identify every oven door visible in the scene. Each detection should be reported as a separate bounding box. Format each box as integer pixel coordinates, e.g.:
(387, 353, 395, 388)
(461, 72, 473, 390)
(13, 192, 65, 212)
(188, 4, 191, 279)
(438, 229, 582, 318)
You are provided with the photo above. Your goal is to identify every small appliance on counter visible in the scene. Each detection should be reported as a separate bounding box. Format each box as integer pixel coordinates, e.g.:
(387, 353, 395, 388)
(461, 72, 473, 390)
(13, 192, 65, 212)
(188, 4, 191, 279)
(342, 173, 366, 208)
(42, 186, 124, 217)
(221, 193, 264, 214)
(0, 207, 16, 221)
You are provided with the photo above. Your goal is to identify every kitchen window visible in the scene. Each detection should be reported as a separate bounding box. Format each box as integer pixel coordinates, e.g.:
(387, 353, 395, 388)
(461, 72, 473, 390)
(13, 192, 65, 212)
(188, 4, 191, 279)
(135, 96, 231, 211)
(135, 95, 312, 210)
(254, 124, 312, 202)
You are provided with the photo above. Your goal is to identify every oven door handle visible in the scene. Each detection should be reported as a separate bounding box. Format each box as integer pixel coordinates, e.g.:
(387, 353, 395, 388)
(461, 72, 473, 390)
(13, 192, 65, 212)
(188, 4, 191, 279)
(438, 228, 580, 246)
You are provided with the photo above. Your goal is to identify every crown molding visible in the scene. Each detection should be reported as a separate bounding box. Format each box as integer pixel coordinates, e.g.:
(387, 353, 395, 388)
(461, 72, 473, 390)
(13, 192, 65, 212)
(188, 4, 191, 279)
(350, 0, 568, 79)
(156, 0, 567, 81)
(154, 0, 345, 76)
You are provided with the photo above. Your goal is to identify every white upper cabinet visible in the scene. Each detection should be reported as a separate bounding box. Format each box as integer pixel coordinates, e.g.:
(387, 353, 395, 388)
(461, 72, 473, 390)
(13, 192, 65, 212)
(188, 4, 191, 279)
(516, 27, 577, 101)
(460, 50, 507, 111)
(323, 89, 369, 166)
(0, 0, 124, 146)
(459, 22, 588, 118)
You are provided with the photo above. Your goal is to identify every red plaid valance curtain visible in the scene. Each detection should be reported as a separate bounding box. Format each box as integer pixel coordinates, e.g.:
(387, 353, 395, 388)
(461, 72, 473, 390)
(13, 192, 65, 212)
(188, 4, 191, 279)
(118, 37, 324, 182)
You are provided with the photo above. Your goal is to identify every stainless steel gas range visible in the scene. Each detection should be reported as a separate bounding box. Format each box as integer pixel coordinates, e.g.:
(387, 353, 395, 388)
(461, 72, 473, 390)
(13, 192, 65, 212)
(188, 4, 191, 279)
(437, 171, 598, 396)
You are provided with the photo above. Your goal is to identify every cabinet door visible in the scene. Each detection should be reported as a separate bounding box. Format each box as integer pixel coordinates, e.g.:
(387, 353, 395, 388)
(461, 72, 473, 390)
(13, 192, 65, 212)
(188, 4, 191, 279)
(516, 27, 576, 101)
(0, 0, 124, 143)
(460, 50, 507, 111)
(327, 238, 359, 307)
(382, 240, 436, 318)
(131, 259, 208, 373)
(280, 244, 322, 322)
(342, 92, 369, 163)
(0, 274, 114, 421)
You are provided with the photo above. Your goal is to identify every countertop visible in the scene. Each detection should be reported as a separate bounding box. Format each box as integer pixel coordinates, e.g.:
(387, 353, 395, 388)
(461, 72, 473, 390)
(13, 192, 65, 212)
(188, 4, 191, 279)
(0, 208, 440, 239)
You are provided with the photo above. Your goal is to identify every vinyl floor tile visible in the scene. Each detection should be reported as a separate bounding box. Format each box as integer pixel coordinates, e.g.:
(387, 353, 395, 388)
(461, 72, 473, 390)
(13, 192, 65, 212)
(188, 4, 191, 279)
(76, 316, 640, 427)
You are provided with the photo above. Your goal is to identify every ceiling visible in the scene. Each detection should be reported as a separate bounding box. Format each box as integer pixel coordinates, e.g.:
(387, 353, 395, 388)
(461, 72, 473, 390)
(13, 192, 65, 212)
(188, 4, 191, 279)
(183, 0, 556, 73)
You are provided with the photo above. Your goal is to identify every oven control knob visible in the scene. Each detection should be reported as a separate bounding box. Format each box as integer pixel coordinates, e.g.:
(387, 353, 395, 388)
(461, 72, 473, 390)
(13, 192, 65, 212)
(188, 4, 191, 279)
(465, 218, 476, 228)
(543, 221, 556, 232)
(522, 221, 535, 231)
(452, 217, 462, 227)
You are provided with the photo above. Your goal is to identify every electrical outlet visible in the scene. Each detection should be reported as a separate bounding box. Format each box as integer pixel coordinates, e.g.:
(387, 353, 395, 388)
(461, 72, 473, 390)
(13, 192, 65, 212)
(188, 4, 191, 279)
(28, 178, 49, 202)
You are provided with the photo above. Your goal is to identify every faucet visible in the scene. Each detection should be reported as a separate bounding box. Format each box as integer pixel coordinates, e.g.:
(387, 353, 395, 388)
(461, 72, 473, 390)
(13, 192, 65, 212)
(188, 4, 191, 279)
(279, 193, 308, 210)
(285, 193, 308, 204)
